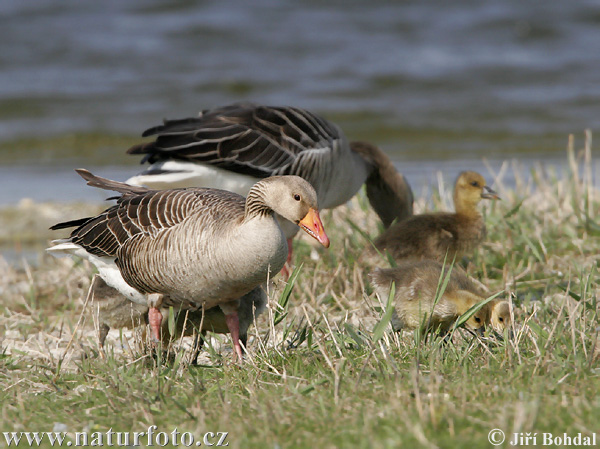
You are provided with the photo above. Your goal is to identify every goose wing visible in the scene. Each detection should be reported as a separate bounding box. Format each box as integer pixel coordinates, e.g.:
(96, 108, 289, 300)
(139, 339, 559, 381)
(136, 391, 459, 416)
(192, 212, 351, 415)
(51, 170, 245, 258)
(127, 103, 344, 179)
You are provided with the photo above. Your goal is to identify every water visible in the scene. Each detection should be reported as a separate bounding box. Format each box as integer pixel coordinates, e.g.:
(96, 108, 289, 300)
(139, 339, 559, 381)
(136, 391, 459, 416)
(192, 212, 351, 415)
(1, 0, 599, 205)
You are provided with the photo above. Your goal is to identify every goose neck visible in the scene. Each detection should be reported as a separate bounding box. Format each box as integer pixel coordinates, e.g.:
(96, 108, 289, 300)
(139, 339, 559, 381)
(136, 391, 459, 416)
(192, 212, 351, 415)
(245, 184, 274, 220)
(350, 141, 384, 173)
(453, 195, 481, 219)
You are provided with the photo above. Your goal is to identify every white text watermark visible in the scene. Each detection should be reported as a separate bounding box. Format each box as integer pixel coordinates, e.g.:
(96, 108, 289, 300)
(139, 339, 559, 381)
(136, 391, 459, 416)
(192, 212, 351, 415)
(488, 429, 596, 446)
(3, 426, 229, 447)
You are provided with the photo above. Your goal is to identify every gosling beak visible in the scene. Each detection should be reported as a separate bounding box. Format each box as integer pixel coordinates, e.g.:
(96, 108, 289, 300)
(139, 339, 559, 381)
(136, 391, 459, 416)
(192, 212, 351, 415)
(298, 208, 330, 248)
(481, 186, 500, 200)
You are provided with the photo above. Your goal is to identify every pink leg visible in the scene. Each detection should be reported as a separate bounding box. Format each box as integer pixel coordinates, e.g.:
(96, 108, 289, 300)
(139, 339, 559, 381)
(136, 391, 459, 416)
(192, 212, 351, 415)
(148, 307, 162, 342)
(281, 238, 294, 280)
(225, 311, 243, 362)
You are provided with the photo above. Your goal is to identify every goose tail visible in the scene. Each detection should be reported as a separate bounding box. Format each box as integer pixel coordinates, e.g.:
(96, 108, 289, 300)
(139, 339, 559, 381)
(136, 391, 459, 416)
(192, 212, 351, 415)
(75, 169, 149, 195)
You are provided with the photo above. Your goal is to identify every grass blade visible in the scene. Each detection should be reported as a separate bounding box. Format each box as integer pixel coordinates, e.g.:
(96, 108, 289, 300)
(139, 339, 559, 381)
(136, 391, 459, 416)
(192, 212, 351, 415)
(453, 290, 504, 330)
(274, 264, 303, 326)
(373, 281, 395, 343)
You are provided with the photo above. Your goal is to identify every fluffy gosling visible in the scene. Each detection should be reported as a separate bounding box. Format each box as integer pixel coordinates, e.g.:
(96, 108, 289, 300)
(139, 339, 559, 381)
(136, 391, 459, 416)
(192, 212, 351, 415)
(490, 300, 512, 333)
(369, 260, 491, 334)
(372, 171, 499, 262)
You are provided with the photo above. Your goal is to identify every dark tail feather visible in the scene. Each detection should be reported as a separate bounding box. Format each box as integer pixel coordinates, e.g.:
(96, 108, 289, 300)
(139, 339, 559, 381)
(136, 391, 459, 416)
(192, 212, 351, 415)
(140, 117, 205, 138)
(50, 216, 93, 231)
(75, 169, 149, 195)
(126, 143, 157, 164)
(126, 142, 153, 155)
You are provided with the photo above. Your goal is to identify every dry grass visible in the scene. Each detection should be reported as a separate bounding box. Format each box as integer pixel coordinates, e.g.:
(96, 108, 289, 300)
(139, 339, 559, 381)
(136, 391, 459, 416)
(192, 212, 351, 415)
(0, 132, 599, 448)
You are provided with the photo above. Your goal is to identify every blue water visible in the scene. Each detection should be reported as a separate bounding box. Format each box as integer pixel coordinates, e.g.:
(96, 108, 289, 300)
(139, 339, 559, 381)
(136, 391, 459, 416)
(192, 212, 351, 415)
(0, 0, 599, 204)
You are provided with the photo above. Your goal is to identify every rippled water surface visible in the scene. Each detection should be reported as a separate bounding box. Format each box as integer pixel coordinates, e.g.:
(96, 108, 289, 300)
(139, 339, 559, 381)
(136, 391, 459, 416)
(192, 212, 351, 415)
(1, 0, 599, 204)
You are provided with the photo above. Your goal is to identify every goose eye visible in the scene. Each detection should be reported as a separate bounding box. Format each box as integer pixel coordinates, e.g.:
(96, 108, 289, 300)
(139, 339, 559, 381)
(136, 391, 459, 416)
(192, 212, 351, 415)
(471, 181, 479, 187)
(293, 194, 301, 201)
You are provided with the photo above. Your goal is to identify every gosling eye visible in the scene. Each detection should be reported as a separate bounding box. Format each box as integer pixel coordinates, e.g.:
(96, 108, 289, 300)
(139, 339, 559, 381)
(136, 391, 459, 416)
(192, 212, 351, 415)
(293, 194, 301, 201)
(475, 317, 481, 323)
(499, 317, 504, 322)
(471, 181, 480, 187)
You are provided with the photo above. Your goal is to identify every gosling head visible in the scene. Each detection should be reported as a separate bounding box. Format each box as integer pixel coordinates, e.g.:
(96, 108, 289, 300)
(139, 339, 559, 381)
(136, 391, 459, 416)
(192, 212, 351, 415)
(258, 175, 330, 247)
(454, 171, 499, 214)
(449, 290, 491, 332)
(490, 300, 512, 333)
(467, 304, 491, 333)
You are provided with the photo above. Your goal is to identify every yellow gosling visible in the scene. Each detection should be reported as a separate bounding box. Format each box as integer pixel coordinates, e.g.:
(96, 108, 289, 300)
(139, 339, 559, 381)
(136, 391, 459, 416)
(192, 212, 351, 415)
(490, 300, 512, 333)
(369, 260, 491, 334)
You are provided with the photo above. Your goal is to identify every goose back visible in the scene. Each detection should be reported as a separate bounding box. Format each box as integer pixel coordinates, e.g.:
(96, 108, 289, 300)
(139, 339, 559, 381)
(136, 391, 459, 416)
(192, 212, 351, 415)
(127, 103, 369, 210)
(351, 141, 413, 227)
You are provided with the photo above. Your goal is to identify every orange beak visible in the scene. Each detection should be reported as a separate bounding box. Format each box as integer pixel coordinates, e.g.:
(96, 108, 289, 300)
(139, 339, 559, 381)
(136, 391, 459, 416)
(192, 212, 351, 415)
(298, 208, 330, 248)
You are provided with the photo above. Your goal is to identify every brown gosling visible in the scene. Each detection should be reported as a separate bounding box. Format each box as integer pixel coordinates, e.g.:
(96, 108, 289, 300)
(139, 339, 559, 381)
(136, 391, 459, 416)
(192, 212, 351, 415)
(89, 275, 265, 363)
(372, 171, 499, 262)
(369, 260, 491, 334)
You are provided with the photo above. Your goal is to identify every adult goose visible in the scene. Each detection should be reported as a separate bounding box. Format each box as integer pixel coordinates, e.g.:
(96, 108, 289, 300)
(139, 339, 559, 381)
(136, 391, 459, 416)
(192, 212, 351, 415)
(369, 260, 491, 334)
(372, 171, 499, 262)
(89, 275, 266, 363)
(48, 169, 329, 360)
(125, 103, 413, 263)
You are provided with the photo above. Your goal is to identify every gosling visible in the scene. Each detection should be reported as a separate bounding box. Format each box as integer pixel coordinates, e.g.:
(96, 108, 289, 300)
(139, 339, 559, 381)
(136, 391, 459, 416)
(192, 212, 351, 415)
(373, 171, 499, 262)
(490, 300, 512, 333)
(369, 260, 491, 334)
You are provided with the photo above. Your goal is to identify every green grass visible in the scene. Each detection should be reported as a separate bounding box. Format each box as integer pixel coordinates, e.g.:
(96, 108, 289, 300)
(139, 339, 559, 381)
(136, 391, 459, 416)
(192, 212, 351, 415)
(1, 133, 599, 448)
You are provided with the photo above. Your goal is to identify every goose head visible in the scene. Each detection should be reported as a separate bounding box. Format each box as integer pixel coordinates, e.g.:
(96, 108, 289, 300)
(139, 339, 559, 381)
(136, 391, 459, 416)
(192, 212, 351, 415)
(254, 176, 330, 247)
(454, 171, 499, 215)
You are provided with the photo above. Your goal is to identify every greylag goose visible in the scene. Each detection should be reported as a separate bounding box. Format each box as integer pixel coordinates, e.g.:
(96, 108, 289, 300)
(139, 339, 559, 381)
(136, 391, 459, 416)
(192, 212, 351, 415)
(125, 103, 413, 265)
(48, 169, 329, 360)
(89, 275, 266, 362)
(372, 171, 499, 262)
(369, 260, 491, 334)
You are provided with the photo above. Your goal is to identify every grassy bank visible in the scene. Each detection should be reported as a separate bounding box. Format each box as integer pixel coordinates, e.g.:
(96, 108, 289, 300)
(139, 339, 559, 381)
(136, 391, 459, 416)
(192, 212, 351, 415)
(0, 134, 598, 448)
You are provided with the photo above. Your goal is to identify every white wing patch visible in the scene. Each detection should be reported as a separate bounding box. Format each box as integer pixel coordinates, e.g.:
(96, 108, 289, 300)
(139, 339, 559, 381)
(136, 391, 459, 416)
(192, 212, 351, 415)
(126, 160, 257, 196)
(46, 242, 147, 305)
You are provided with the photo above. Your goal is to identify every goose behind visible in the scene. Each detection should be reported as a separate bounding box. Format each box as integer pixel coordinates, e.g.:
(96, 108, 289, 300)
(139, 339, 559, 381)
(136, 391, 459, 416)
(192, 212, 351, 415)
(126, 103, 414, 235)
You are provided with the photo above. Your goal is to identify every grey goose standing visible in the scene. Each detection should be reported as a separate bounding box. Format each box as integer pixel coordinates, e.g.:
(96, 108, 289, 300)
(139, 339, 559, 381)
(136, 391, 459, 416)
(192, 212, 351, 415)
(125, 103, 414, 267)
(48, 169, 329, 360)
